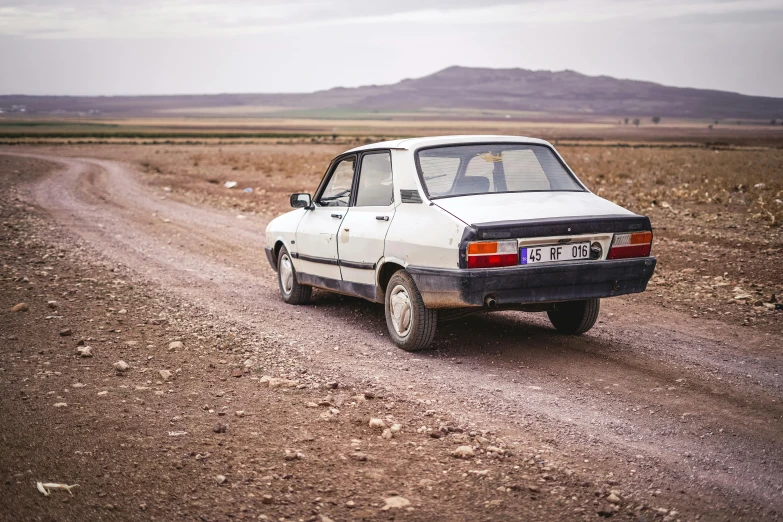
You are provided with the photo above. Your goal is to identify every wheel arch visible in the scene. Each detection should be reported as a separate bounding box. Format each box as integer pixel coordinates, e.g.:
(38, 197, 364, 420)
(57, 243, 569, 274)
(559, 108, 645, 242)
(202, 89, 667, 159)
(377, 258, 406, 293)
(270, 238, 291, 272)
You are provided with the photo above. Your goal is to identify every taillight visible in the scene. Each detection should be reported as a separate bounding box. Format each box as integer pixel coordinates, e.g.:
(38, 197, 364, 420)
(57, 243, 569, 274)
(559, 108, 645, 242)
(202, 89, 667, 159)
(467, 240, 518, 268)
(607, 231, 652, 259)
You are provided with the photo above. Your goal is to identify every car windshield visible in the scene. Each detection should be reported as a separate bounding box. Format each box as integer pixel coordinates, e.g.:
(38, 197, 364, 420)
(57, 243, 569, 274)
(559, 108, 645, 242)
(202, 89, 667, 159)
(416, 143, 584, 198)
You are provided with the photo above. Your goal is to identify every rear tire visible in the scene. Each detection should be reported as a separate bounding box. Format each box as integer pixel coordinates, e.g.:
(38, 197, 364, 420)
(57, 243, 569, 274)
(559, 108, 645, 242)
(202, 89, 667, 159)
(277, 247, 312, 305)
(547, 298, 600, 334)
(384, 270, 437, 351)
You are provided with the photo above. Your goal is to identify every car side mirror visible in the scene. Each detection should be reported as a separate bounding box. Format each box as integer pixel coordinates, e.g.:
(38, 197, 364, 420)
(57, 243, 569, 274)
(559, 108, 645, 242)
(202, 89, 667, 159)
(290, 193, 313, 209)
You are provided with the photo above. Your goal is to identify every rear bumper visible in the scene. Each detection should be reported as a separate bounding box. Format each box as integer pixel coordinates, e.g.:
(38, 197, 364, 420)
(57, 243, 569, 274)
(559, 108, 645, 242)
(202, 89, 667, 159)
(264, 246, 277, 271)
(407, 257, 656, 308)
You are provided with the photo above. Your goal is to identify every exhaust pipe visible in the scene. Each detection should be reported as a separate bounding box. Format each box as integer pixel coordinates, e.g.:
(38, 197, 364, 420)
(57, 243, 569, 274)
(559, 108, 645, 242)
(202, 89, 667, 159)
(484, 296, 497, 309)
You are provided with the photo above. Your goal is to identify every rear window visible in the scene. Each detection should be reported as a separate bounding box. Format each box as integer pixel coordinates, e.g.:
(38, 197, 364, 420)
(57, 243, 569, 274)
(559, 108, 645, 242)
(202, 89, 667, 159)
(416, 143, 584, 198)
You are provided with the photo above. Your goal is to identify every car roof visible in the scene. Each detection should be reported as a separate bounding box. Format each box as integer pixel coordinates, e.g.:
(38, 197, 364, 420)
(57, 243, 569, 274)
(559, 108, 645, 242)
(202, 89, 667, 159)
(343, 135, 552, 154)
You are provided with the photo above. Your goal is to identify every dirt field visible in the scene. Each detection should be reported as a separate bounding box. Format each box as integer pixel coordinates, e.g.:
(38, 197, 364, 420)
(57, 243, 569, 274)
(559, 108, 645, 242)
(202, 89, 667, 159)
(1, 138, 782, 522)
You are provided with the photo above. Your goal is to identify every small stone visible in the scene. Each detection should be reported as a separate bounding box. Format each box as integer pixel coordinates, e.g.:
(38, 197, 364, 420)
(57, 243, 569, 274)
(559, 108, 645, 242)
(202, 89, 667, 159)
(390, 423, 402, 433)
(77, 346, 93, 358)
(351, 452, 368, 462)
(72, 382, 86, 388)
(59, 328, 73, 337)
(215, 475, 227, 485)
(382, 496, 411, 510)
(10, 303, 28, 313)
(607, 493, 621, 504)
(231, 368, 243, 378)
(47, 301, 58, 309)
(528, 485, 540, 493)
(305, 402, 318, 408)
(213, 423, 228, 434)
(113, 360, 130, 372)
(235, 410, 245, 417)
(452, 446, 475, 458)
(168, 341, 183, 351)
(382, 428, 393, 439)
(261, 494, 273, 504)
(326, 381, 338, 389)
(266, 377, 298, 388)
(97, 391, 108, 396)
(597, 504, 616, 517)
(368, 418, 386, 429)
(159, 369, 173, 381)
(53, 402, 67, 408)
(345, 500, 355, 508)
(284, 449, 304, 460)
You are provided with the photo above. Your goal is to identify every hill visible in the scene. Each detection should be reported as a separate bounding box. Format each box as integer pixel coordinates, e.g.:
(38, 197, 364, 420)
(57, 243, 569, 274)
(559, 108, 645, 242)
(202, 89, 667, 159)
(2, 66, 782, 120)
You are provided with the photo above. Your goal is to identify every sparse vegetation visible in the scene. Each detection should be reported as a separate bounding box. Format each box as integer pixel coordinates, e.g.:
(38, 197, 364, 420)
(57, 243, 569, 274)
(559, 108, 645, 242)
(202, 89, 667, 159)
(652, 116, 661, 124)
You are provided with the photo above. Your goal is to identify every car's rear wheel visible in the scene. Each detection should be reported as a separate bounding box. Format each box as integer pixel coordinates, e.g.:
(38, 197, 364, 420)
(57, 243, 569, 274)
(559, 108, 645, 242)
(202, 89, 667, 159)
(547, 298, 600, 334)
(385, 270, 437, 351)
(277, 247, 312, 305)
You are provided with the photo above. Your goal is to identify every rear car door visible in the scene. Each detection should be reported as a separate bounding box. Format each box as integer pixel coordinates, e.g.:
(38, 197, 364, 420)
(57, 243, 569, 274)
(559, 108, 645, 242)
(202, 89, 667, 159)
(295, 155, 356, 280)
(338, 151, 395, 286)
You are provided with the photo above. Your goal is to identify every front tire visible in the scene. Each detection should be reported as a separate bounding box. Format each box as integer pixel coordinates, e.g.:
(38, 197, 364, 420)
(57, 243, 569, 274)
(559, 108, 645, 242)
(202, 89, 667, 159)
(547, 298, 600, 334)
(277, 247, 312, 305)
(384, 271, 437, 351)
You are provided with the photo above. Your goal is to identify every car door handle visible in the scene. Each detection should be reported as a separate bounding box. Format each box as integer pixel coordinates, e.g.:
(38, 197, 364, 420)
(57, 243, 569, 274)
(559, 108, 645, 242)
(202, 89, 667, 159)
(375, 215, 389, 221)
(331, 214, 342, 219)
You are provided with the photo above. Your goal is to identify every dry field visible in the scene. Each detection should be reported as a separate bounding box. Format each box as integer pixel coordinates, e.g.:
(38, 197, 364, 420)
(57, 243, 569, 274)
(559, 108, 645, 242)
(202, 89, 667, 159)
(1, 134, 782, 522)
(2, 116, 783, 146)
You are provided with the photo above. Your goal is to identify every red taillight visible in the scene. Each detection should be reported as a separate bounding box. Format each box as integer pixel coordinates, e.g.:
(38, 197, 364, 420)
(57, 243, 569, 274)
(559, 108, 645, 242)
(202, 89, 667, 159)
(466, 240, 518, 268)
(607, 231, 652, 259)
(468, 253, 519, 269)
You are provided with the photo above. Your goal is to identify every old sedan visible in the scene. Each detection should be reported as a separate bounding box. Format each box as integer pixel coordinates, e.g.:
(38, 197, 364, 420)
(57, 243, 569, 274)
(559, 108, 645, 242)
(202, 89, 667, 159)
(265, 136, 656, 351)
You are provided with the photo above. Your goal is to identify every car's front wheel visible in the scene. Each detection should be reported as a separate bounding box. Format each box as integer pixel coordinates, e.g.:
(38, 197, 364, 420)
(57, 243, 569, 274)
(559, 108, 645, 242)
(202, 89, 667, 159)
(385, 270, 437, 351)
(277, 247, 312, 305)
(547, 298, 600, 334)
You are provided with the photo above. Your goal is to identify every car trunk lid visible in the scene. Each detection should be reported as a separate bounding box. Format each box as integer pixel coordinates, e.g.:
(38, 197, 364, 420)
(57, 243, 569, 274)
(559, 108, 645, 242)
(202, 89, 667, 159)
(433, 191, 634, 225)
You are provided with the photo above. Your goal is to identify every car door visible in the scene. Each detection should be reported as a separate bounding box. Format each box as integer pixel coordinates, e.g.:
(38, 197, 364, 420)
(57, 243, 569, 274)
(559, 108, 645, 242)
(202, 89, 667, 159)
(295, 155, 356, 280)
(338, 151, 395, 286)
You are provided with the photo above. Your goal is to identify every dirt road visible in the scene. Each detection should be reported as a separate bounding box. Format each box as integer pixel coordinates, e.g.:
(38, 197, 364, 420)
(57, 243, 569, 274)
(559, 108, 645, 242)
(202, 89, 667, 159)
(2, 152, 782, 521)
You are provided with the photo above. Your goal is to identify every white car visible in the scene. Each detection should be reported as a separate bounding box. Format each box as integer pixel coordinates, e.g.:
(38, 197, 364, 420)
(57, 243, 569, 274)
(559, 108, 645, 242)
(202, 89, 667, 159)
(265, 135, 655, 351)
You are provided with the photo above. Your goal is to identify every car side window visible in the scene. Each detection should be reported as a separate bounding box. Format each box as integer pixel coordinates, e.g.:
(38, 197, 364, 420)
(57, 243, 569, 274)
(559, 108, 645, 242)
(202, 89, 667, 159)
(355, 152, 394, 206)
(318, 157, 355, 207)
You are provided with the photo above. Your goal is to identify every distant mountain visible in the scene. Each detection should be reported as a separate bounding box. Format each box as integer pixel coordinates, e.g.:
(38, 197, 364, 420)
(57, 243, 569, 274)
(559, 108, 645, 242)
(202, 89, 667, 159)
(2, 66, 783, 120)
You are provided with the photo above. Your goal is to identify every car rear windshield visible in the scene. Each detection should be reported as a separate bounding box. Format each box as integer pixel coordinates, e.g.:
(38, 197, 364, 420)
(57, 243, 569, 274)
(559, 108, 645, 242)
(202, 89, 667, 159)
(416, 143, 584, 198)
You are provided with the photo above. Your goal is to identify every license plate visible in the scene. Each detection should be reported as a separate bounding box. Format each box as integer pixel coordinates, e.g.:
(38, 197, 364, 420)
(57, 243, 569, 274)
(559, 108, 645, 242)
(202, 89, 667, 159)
(521, 242, 590, 265)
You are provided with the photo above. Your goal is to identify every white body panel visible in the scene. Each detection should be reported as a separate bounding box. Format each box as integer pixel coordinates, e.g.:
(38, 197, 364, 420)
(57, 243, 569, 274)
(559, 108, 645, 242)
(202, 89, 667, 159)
(434, 191, 633, 225)
(339, 205, 395, 285)
(294, 207, 344, 279)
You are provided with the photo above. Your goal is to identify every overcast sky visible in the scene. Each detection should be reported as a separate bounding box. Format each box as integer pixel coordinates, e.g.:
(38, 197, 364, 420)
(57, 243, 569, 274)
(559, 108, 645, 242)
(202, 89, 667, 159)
(0, 0, 781, 97)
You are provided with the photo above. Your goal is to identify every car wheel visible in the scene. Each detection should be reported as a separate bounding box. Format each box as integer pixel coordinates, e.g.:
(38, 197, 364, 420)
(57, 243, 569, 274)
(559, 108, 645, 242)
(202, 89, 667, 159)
(547, 298, 600, 334)
(277, 247, 312, 305)
(385, 270, 437, 351)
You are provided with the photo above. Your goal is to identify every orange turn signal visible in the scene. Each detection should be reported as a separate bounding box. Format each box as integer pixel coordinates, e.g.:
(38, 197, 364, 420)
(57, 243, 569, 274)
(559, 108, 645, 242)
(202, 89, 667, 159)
(629, 231, 652, 245)
(468, 242, 498, 255)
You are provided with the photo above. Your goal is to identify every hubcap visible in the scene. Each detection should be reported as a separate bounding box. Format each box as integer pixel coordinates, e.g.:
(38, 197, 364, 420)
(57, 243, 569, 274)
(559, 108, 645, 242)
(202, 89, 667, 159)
(389, 284, 412, 337)
(280, 254, 294, 295)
